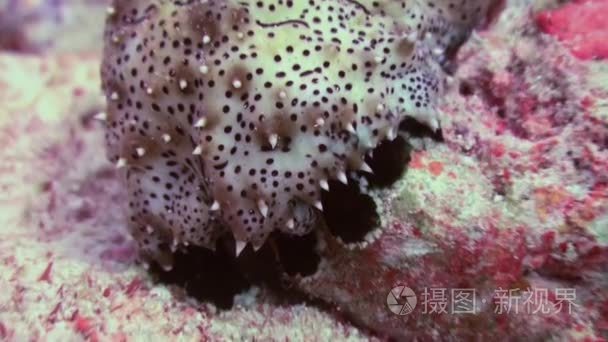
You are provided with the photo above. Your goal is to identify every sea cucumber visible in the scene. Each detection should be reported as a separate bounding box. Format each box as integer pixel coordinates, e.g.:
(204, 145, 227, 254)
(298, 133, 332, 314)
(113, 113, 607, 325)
(100, 0, 493, 269)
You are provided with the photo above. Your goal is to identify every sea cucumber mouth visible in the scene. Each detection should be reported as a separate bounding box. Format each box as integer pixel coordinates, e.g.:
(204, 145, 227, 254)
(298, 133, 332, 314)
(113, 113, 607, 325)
(273, 231, 321, 277)
(320, 135, 411, 245)
(321, 178, 380, 244)
(151, 230, 322, 308)
(319, 114, 444, 246)
(151, 236, 250, 309)
(398, 116, 444, 143)
(363, 135, 412, 189)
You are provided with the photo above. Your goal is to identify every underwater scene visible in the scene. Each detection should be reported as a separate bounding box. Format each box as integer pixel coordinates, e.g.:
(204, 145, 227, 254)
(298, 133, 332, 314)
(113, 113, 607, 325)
(0, 0, 607, 340)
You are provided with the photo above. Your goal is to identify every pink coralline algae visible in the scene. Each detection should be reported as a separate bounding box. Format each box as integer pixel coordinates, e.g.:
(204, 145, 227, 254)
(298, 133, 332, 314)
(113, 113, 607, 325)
(100, 0, 494, 269)
(287, 0, 608, 338)
(536, 0, 608, 60)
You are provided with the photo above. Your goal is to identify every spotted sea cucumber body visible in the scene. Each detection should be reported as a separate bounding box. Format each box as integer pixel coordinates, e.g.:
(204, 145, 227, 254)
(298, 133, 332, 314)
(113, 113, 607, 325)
(101, 0, 490, 268)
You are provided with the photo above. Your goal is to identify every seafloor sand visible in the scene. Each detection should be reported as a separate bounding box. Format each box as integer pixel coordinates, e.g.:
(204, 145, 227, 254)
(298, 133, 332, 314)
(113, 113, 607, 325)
(0, 0, 606, 340)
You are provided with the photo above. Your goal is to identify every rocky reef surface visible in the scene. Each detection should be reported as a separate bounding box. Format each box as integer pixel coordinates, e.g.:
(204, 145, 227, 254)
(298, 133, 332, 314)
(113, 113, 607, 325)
(0, 0, 606, 340)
